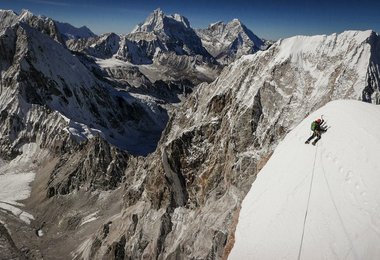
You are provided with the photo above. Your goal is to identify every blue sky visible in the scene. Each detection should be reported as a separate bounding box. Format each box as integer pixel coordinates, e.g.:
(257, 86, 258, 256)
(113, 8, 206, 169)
(1, 0, 380, 40)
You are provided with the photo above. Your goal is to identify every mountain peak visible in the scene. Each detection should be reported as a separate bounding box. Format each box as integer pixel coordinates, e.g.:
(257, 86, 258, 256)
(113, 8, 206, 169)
(19, 9, 48, 21)
(0, 9, 17, 16)
(132, 8, 166, 33)
(132, 9, 192, 34)
(196, 18, 265, 63)
(170, 13, 190, 28)
(210, 20, 223, 26)
(230, 18, 242, 24)
(0, 9, 18, 28)
(150, 8, 165, 21)
(153, 8, 164, 15)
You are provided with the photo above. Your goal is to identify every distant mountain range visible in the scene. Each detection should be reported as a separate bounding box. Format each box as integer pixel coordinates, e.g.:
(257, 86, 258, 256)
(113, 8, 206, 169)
(55, 21, 96, 40)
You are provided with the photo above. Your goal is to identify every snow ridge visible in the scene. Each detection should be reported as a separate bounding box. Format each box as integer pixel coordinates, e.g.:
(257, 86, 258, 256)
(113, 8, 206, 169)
(230, 100, 380, 259)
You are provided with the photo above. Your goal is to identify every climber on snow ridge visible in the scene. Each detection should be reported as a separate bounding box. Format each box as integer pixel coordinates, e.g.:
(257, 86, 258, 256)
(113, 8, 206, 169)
(305, 118, 327, 145)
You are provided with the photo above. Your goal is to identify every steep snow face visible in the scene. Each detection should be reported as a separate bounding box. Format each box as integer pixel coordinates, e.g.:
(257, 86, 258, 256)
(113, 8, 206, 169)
(230, 100, 380, 259)
(55, 21, 96, 40)
(196, 19, 266, 64)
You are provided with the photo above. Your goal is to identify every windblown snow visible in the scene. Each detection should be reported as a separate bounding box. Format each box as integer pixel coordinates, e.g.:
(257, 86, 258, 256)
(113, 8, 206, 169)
(230, 100, 380, 259)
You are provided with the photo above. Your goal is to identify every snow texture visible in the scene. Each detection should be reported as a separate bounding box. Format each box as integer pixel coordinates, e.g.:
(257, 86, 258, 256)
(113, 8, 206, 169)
(230, 100, 380, 260)
(0, 143, 45, 224)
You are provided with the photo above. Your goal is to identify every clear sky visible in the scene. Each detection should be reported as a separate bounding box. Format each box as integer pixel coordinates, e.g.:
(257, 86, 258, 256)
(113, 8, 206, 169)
(1, 0, 380, 40)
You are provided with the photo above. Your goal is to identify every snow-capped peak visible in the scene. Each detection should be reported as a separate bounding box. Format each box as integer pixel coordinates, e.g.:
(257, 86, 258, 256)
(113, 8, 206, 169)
(230, 18, 242, 25)
(209, 21, 224, 28)
(196, 19, 265, 63)
(132, 8, 166, 33)
(0, 9, 19, 28)
(19, 9, 34, 20)
(0, 9, 17, 17)
(128, 9, 211, 58)
(132, 8, 192, 33)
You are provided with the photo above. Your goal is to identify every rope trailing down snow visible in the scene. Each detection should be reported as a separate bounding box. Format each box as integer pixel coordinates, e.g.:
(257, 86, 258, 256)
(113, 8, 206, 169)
(297, 145, 318, 260)
(320, 152, 359, 260)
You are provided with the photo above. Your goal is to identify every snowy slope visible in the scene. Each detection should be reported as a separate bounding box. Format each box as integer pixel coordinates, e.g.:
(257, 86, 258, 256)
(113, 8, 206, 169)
(230, 100, 380, 259)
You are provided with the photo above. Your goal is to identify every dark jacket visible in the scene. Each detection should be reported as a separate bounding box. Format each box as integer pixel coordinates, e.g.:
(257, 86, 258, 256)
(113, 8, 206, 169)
(311, 120, 325, 132)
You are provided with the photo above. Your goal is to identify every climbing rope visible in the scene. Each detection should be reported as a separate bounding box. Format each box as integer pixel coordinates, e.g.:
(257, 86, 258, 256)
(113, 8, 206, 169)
(320, 152, 359, 260)
(297, 145, 318, 260)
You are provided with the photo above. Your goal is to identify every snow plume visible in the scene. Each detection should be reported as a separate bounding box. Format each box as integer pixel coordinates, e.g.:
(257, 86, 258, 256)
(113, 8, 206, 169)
(230, 100, 380, 259)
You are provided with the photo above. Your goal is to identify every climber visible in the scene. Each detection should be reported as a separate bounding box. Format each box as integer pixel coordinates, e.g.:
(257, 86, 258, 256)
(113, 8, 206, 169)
(305, 118, 326, 145)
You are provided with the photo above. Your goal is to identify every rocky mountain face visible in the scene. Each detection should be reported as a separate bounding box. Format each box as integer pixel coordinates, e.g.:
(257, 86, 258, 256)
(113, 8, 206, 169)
(1, 7, 380, 260)
(196, 19, 268, 64)
(131, 8, 211, 58)
(66, 32, 121, 59)
(34, 30, 380, 259)
(0, 11, 169, 158)
(0, 9, 64, 44)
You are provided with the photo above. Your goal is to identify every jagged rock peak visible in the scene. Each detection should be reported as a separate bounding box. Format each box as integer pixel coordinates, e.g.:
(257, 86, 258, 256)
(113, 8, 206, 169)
(132, 8, 191, 33)
(0, 9, 19, 28)
(132, 8, 165, 33)
(208, 21, 223, 28)
(230, 18, 242, 25)
(0, 9, 96, 42)
(0, 9, 64, 43)
(196, 18, 265, 63)
(19, 9, 40, 20)
(128, 8, 212, 59)
(0, 9, 17, 17)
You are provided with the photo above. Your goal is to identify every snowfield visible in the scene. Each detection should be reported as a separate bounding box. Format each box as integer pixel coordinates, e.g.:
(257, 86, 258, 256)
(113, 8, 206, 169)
(0, 143, 47, 224)
(230, 100, 380, 260)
